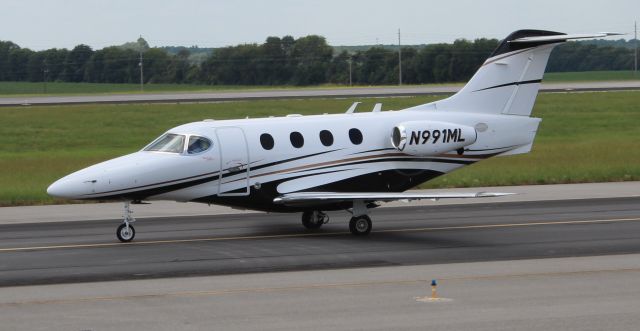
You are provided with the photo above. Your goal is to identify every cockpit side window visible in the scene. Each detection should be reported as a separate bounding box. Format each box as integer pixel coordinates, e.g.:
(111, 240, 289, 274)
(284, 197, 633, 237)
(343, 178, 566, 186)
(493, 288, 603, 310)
(187, 136, 212, 154)
(143, 133, 185, 153)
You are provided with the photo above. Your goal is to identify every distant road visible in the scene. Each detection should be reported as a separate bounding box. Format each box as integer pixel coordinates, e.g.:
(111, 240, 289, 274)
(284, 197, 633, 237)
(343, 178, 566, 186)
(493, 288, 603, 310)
(1, 81, 639, 106)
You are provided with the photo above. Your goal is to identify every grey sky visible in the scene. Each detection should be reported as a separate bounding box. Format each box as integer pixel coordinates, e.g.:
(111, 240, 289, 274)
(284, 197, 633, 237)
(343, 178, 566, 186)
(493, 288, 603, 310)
(1, 0, 637, 50)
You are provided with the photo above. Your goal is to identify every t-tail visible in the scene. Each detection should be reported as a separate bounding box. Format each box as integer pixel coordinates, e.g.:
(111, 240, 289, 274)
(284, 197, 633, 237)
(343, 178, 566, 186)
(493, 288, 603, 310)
(412, 30, 620, 116)
(407, 30, 621, 155)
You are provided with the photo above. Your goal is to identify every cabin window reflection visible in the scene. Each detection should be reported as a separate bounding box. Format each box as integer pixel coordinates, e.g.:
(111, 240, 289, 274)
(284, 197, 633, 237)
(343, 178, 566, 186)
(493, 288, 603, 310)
(290, 132, 304, 148)
(187, 136, 212, 154)
(260, 133, 275, 150)
(144, 133, 185, 153)
(349, 128, 363, 145)
(319, 130, 333, 146)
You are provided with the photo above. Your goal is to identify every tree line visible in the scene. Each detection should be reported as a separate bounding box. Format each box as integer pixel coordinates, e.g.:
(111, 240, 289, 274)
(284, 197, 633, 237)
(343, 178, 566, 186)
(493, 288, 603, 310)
(0, 36, 636, 86)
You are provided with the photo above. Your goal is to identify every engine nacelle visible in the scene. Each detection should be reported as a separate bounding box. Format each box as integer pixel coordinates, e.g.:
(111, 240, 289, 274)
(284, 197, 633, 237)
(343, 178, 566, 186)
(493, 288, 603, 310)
(391, 121, 477, 156)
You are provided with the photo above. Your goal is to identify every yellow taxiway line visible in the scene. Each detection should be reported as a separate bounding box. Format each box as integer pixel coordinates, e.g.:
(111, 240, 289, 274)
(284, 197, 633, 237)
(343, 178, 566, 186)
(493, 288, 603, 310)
(1, 217, 639, 253)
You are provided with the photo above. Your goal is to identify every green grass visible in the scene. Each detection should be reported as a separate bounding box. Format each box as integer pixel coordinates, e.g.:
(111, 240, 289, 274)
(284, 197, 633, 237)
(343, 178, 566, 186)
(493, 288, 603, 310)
(0, 81, 312, 96)
(543, 70, 640, 82)
(1, 91, 639, 206)
(423, 91, 640, 188)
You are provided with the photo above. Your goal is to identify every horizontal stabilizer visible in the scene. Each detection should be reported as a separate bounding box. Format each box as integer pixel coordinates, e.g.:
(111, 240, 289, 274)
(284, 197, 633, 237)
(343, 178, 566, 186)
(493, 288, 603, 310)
(510, 32, 623, 43)
(273, 191, 514, 206)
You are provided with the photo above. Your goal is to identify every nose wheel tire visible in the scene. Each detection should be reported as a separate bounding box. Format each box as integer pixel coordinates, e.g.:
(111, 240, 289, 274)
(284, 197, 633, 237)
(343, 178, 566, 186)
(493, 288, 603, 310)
(349, 215, 372, 235)
(116, 223, 136, 242)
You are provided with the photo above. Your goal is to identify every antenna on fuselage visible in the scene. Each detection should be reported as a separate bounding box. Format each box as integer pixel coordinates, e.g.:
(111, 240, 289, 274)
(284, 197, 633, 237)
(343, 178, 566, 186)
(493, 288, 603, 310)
(346, 102, 361, 114)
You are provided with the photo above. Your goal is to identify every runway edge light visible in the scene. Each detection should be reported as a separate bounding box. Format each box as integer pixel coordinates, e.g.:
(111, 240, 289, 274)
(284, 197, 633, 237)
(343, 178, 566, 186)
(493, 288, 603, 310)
(431, 279, 438, 299)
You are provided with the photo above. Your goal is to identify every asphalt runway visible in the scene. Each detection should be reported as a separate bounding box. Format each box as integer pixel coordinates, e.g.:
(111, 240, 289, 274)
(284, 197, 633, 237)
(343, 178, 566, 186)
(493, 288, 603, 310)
(1, 196, 639, 287)
(1, 81, 639, 106)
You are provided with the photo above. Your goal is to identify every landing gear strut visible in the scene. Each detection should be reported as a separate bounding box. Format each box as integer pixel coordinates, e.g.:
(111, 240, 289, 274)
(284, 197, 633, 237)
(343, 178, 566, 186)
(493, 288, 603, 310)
(301, 210, 329, 230)
(348, 200, 372, 235)
(116, 201, 136, 242)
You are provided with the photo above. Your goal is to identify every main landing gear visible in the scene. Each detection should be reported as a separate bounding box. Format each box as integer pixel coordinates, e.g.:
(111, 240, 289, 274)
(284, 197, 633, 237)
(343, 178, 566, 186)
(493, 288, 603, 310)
(300, 200, 373, 236)
(349, 215, 372, 235)
(116, 201, 136, 242)
(348, 200, 372, 235)
(301, 210, 329, 230)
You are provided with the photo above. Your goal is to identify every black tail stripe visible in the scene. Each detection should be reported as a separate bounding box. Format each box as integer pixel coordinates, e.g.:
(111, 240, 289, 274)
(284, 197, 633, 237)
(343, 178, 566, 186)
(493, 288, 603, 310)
(474, 79, 542, 92)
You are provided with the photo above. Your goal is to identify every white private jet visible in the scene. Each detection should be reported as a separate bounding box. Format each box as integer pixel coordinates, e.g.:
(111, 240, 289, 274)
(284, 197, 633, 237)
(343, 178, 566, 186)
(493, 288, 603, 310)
(47, 30, 619, 242)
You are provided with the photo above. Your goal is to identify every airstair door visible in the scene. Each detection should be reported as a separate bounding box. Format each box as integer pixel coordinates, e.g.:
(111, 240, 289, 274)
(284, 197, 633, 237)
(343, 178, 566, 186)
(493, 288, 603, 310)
(215, 127, 250, 196)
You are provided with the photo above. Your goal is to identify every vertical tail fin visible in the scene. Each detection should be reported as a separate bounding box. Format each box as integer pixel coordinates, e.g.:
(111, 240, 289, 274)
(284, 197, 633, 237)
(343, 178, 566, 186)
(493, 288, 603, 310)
(413, 30, 619, 116)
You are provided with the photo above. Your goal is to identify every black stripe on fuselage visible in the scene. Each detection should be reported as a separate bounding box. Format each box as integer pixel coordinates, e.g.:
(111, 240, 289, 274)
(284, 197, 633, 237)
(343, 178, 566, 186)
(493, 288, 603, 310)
(350, 148, 397, 155)
(78, 149, 341, 199)
(250, 149, 344, 172)
(194, 168, 445, 213)
(299, 156, 474, 175)
(95, 156, 470, 201)
(80, 148, 481, 201)
(221, 153, 477, 186)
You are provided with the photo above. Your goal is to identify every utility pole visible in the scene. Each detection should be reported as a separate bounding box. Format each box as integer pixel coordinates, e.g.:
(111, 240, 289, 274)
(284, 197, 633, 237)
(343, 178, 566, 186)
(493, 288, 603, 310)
(348, 57, 353, 86)
(398, 28, 402, 86)
(139, 35, 144, 92)
(42, 60, 49, 94)
(635, 21, 638, 76)
(139, 50, 144, 92)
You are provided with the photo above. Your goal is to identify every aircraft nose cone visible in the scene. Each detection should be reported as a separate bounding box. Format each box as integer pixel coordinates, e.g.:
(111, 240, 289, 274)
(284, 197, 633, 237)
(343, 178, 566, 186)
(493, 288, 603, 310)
(47, 178, 89, 199)
(47, 179, 71, 198)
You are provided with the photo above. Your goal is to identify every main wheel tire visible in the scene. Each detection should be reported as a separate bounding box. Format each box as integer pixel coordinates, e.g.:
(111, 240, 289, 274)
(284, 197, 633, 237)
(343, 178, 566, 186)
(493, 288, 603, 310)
(301, 211, 324, 229)
(116, 223, 136, 242)
(349, 216, 372, 235)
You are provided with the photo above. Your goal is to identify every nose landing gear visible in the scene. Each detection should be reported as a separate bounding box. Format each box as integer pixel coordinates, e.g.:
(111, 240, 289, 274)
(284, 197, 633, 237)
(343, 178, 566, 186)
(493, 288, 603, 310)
(116, 201, 136, 242)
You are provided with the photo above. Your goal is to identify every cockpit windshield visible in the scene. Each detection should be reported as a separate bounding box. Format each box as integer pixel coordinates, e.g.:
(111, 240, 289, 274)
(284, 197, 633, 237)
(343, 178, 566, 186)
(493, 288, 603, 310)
(144, 133, 185, 153)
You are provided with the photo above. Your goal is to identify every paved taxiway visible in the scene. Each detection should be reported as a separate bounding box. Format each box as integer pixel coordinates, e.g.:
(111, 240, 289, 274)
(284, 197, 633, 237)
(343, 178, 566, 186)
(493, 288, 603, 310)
(1, 81, 639, 106)
(3, 254, 640, 330)
(1, 196, 639, 287)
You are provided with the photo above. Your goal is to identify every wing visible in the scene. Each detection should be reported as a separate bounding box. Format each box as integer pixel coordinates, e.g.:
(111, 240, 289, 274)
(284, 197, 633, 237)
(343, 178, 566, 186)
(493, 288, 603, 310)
(273, 191, 514, 207)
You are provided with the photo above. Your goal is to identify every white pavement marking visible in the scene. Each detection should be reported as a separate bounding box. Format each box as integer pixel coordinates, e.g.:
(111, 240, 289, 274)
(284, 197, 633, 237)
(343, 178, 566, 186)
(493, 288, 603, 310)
(1, 181, 638, 225)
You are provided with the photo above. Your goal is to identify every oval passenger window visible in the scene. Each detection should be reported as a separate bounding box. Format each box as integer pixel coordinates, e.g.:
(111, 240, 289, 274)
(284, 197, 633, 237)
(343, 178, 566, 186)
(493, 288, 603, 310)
(290, 132, 304, 148)
(319, 130, 333, 146)
(260, 133, 275, 150)
(349, 128, 363, 145)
